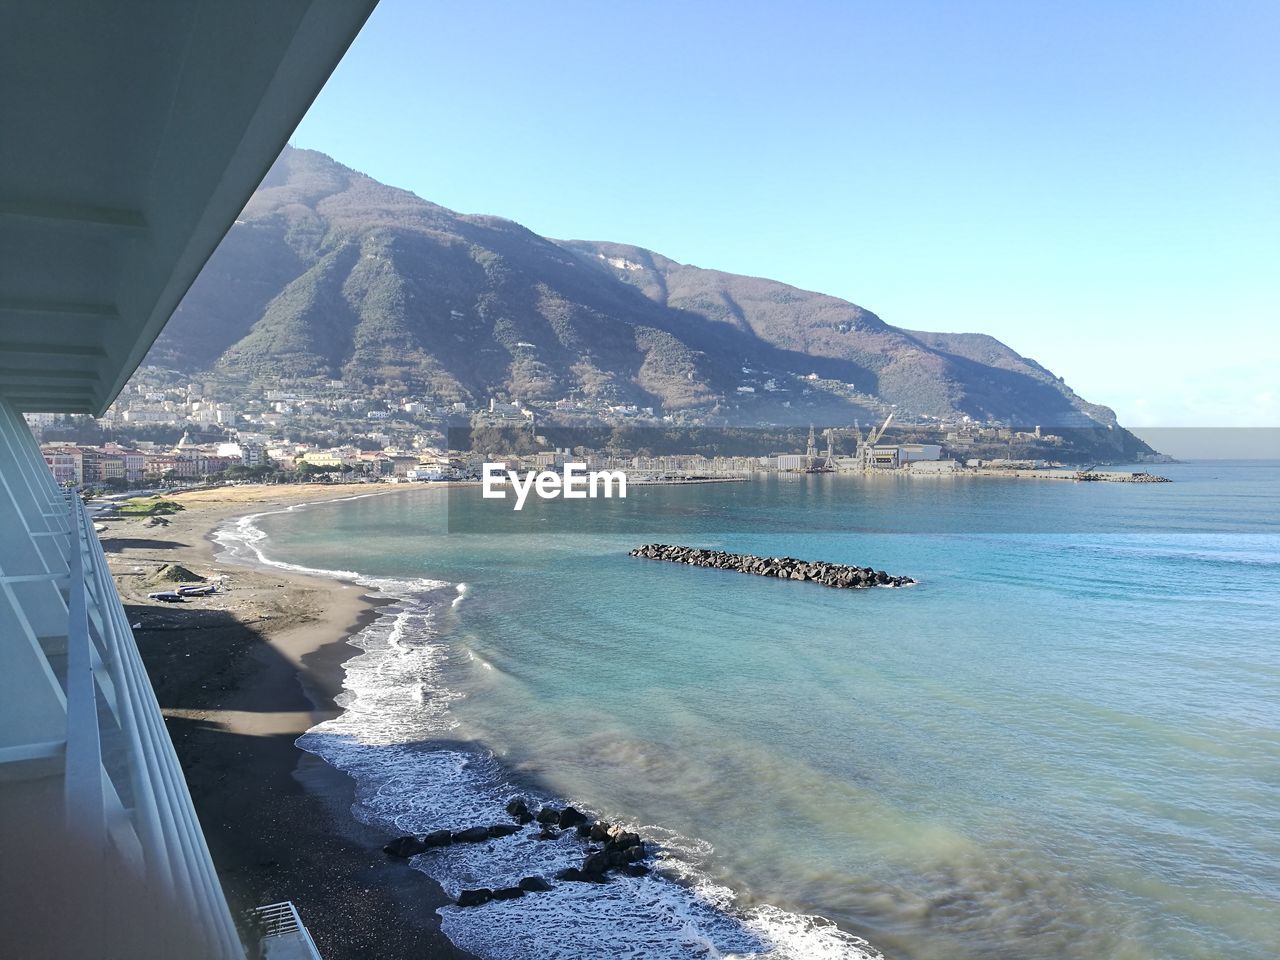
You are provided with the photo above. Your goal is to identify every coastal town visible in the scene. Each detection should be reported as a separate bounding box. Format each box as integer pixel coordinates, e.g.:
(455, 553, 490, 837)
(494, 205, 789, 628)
(27, 368, 1169, 491)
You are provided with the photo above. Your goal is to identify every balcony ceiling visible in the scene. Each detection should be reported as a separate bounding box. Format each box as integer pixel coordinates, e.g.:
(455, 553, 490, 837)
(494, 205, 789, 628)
(0, 0, 376, 414)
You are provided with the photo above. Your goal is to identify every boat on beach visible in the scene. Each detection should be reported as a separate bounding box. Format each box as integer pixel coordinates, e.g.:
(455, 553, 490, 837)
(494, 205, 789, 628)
(176, 583, 218, 597)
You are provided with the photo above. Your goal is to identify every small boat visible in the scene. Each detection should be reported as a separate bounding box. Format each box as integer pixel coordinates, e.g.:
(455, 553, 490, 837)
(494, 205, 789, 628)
(147, 591, 185, 603)
(175, 584, 217, 597)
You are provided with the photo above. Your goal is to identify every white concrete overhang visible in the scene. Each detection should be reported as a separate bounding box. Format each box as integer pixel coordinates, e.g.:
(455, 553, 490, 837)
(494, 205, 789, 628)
(0, 0, 377, 415)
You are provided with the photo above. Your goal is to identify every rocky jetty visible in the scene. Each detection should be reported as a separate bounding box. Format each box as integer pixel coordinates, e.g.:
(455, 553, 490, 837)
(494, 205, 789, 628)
(1076, 471, 1171, 483)
(381, 798, 655, 907)
(629, 544, 915, 588)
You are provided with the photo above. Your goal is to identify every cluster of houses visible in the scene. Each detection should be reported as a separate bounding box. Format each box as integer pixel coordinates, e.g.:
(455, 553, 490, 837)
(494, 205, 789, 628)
(77, 369, 674, 435)
(28, 368, 1076, 491)
(38, 437, 255, 487)
(35, 433, 446, 488)
(35, 426, 1075, 491)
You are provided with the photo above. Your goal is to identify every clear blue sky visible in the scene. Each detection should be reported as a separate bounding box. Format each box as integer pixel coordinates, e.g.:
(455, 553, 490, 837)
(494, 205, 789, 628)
(293, 0, 1278, 429)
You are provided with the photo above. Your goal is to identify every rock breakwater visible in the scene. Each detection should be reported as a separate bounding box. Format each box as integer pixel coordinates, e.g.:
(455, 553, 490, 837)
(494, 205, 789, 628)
(382, 799, 654, 907)
(1076, 471, 1171, 483)
(630, 544, 915, 588)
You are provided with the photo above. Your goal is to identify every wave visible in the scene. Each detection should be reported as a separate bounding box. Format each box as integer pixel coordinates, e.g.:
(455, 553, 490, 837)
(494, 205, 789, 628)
(215, 506, 882, 960)
(211, 497, 367, 581)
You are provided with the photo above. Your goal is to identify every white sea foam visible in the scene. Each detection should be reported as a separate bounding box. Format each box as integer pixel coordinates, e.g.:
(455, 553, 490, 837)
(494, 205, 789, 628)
(215, 508, 882, 960)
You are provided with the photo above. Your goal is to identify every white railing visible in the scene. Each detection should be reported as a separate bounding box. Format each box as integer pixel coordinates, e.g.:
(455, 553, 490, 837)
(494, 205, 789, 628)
(250, 901, 323, 959)
(0, 398, 246, 959)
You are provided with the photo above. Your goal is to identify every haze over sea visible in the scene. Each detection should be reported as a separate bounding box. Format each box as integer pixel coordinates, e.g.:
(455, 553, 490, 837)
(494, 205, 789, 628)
(223, 462, 1280, 960)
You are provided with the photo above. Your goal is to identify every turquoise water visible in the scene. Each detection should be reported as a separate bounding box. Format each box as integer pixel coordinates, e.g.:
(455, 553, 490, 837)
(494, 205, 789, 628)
(238, 463, 1280, 960)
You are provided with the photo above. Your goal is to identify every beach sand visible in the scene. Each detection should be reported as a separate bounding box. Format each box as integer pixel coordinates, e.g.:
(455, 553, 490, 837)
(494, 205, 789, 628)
(102, 482, 476, 960)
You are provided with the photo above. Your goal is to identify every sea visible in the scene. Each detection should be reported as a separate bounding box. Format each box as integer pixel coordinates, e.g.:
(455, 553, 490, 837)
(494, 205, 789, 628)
(213, 461, 1280, 960)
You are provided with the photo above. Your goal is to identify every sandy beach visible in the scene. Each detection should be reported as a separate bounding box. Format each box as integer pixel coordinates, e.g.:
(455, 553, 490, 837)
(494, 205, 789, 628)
(102, 482, 476, 960)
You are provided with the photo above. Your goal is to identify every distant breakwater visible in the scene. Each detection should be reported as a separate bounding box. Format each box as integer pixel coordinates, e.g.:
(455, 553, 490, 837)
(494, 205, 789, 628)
(630, 544, 916, 588)
(968, 468, 1171, 483)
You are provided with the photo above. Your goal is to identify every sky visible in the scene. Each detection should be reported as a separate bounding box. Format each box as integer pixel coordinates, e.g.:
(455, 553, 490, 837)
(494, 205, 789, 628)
(293, 0, 1278, 430)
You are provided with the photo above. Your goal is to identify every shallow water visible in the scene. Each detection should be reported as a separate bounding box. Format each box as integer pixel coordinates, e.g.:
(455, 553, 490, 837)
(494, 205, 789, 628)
(221, 462, 1280, 960)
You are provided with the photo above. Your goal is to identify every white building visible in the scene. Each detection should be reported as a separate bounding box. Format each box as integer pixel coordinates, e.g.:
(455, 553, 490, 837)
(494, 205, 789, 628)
(216, 441, 264, 467)
(122, 405, 181, 424)
(23, 412, 59, 430)
(898, 443, 943, 463)
(908, 459, 959, 474)
(405, 467, 447, 481)
(776, 454, 809, 471)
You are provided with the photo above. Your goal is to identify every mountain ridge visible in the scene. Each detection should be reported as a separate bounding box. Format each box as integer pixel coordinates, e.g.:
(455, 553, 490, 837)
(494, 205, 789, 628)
(150, 147, 1143, 447)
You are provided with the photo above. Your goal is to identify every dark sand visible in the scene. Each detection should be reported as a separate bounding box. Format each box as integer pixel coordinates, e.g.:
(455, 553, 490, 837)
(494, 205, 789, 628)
(105, 483, 477, 960)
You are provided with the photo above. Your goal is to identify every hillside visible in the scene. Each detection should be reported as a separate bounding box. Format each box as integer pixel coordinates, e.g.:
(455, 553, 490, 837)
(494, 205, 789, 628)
(151, 147, 1145, 445)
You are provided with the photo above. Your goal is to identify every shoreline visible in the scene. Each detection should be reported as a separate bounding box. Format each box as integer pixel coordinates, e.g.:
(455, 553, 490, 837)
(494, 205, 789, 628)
(107, 483, 477, 959)
(113, 481, 886, 960)
(199, 491, 887, 960)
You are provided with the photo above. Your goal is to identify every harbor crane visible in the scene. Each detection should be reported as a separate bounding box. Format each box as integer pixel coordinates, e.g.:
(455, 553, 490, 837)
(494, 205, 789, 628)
(867, 412, 894, 446)
(804, 424, 837, 472)
(856, 412, 895, 470)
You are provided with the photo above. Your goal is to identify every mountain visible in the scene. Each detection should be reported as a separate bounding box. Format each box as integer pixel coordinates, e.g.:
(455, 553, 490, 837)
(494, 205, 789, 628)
(150, 147, 1141, 440)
